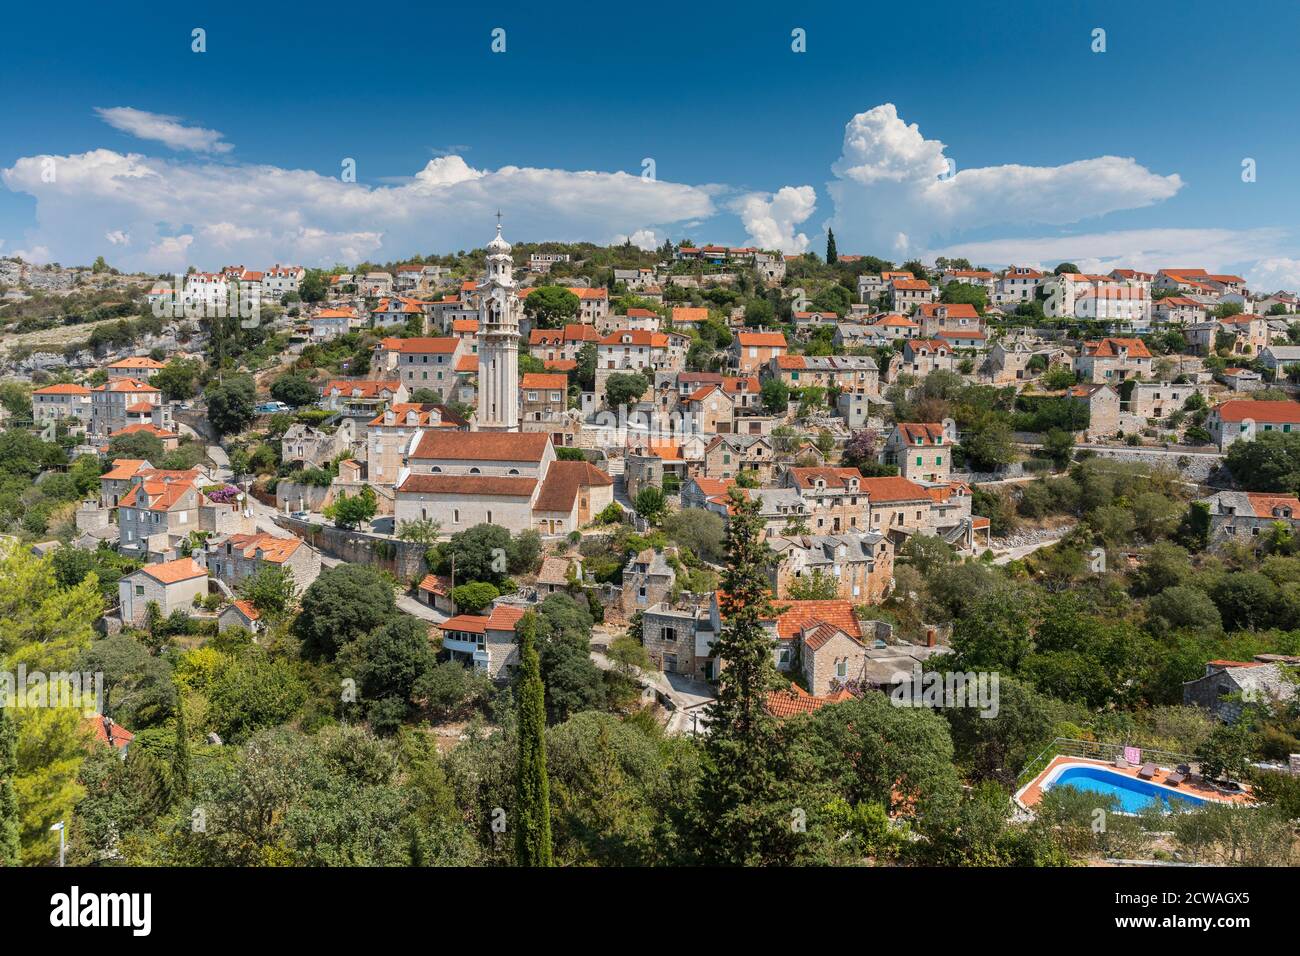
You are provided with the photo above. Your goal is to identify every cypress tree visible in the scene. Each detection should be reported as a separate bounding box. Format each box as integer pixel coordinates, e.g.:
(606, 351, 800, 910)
(171, 688, 191, 804)
(513, 612, 552, 866)
(825, 228, 838, 266)
(694, 486, 798, 864)
(0, 699, 19, 866)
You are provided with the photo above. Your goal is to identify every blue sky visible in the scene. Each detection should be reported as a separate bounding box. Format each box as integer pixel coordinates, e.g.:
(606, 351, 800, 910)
(3, 0, 1300, 286)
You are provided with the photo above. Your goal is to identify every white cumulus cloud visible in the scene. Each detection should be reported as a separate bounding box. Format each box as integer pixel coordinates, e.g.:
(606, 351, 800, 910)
(826, 104, 1183, 257)
(733, 185, 816, 253)
(2, 143, 716, 271)
(928, 226, 1288, 284)
(613, 228, 659, 251)
(95, 107, 233, 154)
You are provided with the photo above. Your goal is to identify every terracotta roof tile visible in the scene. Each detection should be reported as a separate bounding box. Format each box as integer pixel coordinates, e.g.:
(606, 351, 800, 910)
(140, 557, 207, 585)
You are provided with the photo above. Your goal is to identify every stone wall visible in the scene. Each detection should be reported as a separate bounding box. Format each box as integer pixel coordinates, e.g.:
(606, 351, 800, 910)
(1077, 446, 1222, 483)
(272, 515, 427, 582)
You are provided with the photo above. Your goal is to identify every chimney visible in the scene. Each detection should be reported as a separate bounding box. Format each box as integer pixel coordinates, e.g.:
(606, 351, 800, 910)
(926, 627, 937, 648)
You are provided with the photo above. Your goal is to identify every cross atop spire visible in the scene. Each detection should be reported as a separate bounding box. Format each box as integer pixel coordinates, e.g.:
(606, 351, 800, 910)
(495, 209, 503, 229)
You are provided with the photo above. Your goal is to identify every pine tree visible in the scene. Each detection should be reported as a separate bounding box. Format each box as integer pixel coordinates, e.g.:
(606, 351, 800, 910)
(0, 700, 19, 866)
(693, 487, 800, 864)
(513, 612, 552, 866)
(170, 688, 191, 804)
(825, 228, 838, 266)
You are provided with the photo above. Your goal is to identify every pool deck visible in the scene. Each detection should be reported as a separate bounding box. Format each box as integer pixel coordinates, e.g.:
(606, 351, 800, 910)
(1016, 755, 1254, 809)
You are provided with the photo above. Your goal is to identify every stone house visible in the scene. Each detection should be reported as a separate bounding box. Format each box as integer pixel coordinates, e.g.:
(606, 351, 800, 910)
(881, 421, 956, 484)
(768, 531, 894, 605)
(106, 357, 165, 381)
(889, 277, 933, 312)
(117, 476, 202, 555)
(118, 557, 208, 625)
(681, 384, 736, 434)
(1127, 382, 1209, 421)
(701, 433, 774, 481)
(200, 531, 322, 594)
(783, 467, 871, 534)
(31, 383, 92, 425)
(1206, 399, 1300, 450)
(437, 605, 526, 678)
(1183, 659, 1297, 723)
(520, 372, 569, 425)
(218, 599, 264, 634)
(416, 574, 457, 615)
(1201, 491, 1300, 550)
(620, 548, 677, 616)
(1068, 384, 1121, 439)
(90, 377, 161, 438)
(282, 422, 346, 468)
(916, 302, 983, 338)
(1074, 337, 1153, 383)
(901, 338, 955, 377)
(730, 331, 787, 374)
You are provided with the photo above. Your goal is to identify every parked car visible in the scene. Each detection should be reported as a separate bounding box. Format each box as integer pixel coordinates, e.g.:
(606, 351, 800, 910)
(255, 401, 292, 415)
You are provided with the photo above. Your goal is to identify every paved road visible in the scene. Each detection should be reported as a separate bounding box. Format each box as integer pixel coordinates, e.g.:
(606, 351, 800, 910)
(992, 536, 1065, 566)
(397, 592, 447, 624)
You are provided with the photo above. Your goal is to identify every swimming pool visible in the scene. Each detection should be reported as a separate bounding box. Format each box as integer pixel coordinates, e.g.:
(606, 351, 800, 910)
(1043, 764, 1209, 814)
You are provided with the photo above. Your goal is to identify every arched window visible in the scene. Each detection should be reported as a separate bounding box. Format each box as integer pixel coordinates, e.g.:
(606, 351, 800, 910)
(469, 467, 481, 475)
(508, 468, 519, 475)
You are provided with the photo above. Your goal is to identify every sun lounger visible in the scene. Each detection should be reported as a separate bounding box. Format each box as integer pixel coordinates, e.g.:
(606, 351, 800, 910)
(1137, 762, 1158, 780)
(1176, 764, 1192, 775)
(1165, 771, 1185, 787)
(1114, 756, 1132, 769)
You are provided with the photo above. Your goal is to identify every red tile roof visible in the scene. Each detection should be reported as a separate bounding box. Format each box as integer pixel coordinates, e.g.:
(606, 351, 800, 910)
(765, 684, 851, 718)
(917, 302, 978, 318)
(409, 430, 550, 462)
(598, 329, 669, 347)
(788, 467, 862, 491)
(322, 379, 402, 397)
(102, 458, 149, 480)
(107, 357, 165, 370)
(735, 331, 787, 348)
(486, 605, 526, 631)
(397, 474, 538, 497)
(377, 336, 458, 354)
(896, 422, 948, 444)
(418, 573, 451, 596)
(521, 373, 568, 390)
(1213, 399, 1300, 424)
(230, 599, 261, 621)
(85, 715, 134, 750)
(33, 383, 91, 395)
(671, 307, 708, 323)
(440, 614, 488, 635)
(1085, 337, 1152, 359)
(771, 600, 862, 640)
(533, 460, 613, 512)
(859, 476, 932, 503)
(139, 557, 207, 585)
